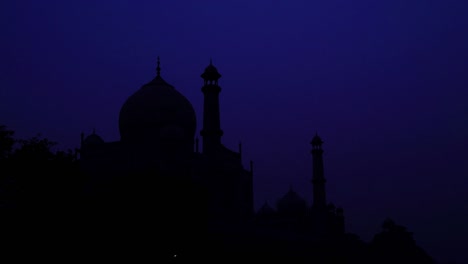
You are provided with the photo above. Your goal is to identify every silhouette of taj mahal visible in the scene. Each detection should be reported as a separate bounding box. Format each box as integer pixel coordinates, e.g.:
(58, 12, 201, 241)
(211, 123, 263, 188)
(79, 58, 345, 261)
(76, 58, 430, 263)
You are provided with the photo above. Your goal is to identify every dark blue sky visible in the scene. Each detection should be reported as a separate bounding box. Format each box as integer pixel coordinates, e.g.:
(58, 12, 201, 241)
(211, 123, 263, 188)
(1, 1, 468, 262)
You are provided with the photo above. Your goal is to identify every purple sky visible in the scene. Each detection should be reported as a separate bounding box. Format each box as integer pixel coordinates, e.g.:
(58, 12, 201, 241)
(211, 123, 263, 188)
(1, 0, 468, 262)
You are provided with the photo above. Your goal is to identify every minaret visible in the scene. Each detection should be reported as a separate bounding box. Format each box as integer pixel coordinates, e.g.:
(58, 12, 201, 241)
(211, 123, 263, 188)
(311, 133, 327, 209)
(200, 59, 223, 154)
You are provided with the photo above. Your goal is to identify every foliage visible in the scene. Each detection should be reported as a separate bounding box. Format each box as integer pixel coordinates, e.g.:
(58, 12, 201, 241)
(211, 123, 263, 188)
(0, 125, 82, 210)
(369, 218, 434, 264)
(0, 125, 15, 159)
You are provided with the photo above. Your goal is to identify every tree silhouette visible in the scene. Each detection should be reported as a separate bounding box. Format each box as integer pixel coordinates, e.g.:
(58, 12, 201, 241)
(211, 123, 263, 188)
(0, 126, 82, 213)
(0, 125, 15, 160)
(370, 218, 434, 264)
(12, 134, 56, 162)
(0, 126, 86, 261)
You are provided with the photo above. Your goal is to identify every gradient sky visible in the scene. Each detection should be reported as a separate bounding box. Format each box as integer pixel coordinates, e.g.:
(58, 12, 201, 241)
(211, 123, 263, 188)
(1, 1, 468, 262)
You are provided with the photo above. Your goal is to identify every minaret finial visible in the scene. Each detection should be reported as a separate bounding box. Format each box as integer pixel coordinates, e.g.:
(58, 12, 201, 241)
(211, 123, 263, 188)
(156, 56, 161, 76)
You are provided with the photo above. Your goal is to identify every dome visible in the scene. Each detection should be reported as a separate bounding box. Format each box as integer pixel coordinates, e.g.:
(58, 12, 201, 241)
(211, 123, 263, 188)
(257, 202, 276, 216)
(119, 63, 196, 145)
(276, 187, 307, 213)
(83, 132, 104, 145)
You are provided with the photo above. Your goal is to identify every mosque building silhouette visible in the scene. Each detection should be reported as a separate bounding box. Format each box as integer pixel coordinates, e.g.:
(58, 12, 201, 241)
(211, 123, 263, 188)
(77, 58, 377, 262)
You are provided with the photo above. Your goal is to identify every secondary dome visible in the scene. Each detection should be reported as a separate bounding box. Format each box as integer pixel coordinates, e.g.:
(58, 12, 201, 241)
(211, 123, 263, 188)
(83, 130, 104, 145)
(276, 187, 307, 214)
(119, 59, 196, 144)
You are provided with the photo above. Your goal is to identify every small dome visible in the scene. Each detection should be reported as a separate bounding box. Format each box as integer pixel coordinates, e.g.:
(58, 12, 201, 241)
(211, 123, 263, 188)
(276, 188, 307, 213)
(83, 132, 104, 145)
(257, 202, 276, 216)
(119, 63, 196, 145)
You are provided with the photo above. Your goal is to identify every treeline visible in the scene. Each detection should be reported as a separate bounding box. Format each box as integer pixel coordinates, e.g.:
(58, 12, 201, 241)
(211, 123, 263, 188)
(0, 125, 84, 210)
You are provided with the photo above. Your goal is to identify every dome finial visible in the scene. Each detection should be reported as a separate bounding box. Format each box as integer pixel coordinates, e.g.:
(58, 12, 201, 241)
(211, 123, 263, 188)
(156, 56, 161, 77)
(210, 58, 213, 65)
